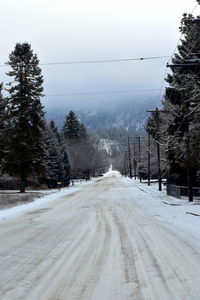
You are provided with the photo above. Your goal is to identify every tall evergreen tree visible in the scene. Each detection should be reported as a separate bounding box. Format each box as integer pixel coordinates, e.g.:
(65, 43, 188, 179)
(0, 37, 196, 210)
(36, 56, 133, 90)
(63, 111, 87, 141)
(79, 123, 87, 139)
(162, 14, 200, 188)
(4, 42, 46, 192)
(63, 111, 81, 140)
(45, 121, 70, 187)
(44, 124, 60, 187)
(52, 120, 71, 186)
(0, 83, 8, 173)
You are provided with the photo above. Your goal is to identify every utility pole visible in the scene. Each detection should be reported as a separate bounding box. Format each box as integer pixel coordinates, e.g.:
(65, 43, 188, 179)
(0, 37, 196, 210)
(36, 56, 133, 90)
(138, 136, 141, 162)
(133, 141, 137, 180)
(147, 108, 164, 191)
(147, 133, 151, 186)
(156, 127, 162, 191)
(127, 137, 132, 179)
(124, 151, 128, 177)
(185, 113, 193, 202)
(138, 136, 142, 182)
(186, 135, 193, 202)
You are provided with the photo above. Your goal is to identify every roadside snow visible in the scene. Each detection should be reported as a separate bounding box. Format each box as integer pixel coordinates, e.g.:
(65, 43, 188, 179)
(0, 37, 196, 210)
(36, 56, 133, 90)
(0, 179, 98, 221)
(120, 177, 200, 243)
(2, 171, 199, 245)
(104, 170, 121, 178)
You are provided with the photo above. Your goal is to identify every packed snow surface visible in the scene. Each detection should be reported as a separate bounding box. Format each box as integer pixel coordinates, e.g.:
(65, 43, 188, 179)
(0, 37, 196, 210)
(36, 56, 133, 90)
(0, 171, 200, 300)
(121, 177, 200, 243)
(0, 179, 97, 221)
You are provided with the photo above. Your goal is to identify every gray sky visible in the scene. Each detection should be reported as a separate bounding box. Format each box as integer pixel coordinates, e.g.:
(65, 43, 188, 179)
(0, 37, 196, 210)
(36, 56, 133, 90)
(1, 0, 200, 110)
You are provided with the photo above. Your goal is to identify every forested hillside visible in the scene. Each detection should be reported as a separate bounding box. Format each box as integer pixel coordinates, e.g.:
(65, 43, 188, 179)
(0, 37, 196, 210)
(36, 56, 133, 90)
(46, 97, 157, 133)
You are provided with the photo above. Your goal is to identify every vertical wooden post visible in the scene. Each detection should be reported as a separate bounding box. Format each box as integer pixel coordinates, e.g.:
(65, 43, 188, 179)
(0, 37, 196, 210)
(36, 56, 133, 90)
(124, 151, 127, 177)
(128, 137, 132, 179)
(138, 136, 142, 182)
(147, 133, 151, 186)
(147, 108, 163, 191)
(133, 141, 137, 180)
(155, 109, 162, 191)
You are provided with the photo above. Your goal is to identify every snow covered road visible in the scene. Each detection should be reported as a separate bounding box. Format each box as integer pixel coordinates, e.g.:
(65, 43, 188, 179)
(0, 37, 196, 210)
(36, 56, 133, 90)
(0, 172, 200, 300)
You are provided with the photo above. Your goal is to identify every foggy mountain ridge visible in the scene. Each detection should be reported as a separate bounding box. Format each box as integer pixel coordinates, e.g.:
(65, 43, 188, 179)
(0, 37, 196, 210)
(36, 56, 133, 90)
(45, 97, 158, 133)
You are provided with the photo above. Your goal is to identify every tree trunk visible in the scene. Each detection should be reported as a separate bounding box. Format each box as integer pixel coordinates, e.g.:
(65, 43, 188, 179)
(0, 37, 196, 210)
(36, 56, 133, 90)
(147, 133, 151, 186)
(187, 167, 193, 202)
(86, 169, 90, 181)
(20, 180, 26, 193)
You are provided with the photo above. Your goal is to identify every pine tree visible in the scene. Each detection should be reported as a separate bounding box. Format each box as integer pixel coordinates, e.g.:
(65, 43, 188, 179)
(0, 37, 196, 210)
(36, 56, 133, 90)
(163, 14, 200, 188)
(52, 121, 71, 186)
(79, 123, 87, 139)
(145, 111, 158, 139)
(45, 121, 70, 187)
(63, 111, 81, 140)
(0, 83, 8, 173)
(44, 124, 60, 187)
(60, 137, 71, 186)
(63, 111, 87, 141)
(4, 42, 46, 192)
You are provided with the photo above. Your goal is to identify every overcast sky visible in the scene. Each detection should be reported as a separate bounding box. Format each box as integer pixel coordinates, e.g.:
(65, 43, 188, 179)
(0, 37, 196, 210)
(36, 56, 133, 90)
(1, 0, 200, 110)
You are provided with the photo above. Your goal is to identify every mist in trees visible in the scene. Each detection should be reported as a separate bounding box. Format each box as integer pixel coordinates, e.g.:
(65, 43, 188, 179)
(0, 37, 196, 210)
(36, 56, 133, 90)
(4, 10, 200, 196)
(62, 111, 108, 180)
(0, 42, 108, 192)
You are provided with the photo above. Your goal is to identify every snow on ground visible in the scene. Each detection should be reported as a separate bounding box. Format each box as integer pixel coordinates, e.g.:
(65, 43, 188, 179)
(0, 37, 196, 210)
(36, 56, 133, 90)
(120, 176, 200, 243)
(104, 170, 121, 178)
(103, 165, 122, 178)
(0, 179, 98, 221)
(2, 174, 200, 300)
(2, 169, 199, 244)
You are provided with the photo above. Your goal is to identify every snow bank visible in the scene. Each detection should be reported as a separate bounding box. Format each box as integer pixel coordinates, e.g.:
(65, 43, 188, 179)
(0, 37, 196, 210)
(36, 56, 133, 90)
(121, 177, 200, 243)
(0, 178, 98, 221)
(104, 167, 122, 178)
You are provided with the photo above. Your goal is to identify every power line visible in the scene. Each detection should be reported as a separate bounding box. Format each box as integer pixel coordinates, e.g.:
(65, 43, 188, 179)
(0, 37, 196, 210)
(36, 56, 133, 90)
(0, 55, 170, 68)
(157, 2, 200, 104)
(172, 92, 200, 138)
(44, 88, 160, 97)
(168, 3, 200, 65)
(191, 3, 199, 14)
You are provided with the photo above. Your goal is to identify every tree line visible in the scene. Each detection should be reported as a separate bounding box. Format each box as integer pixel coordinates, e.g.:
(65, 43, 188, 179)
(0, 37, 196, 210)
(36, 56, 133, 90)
(0, 43, 108, 192)
(146, 10, 200, 200)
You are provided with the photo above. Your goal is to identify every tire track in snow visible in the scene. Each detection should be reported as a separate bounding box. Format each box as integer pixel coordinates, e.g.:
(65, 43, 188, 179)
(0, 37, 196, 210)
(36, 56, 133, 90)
(0, 175, 200, 299)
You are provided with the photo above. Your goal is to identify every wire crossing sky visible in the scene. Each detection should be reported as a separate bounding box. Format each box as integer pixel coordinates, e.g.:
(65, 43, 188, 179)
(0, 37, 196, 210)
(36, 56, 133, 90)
(0, 55, 170, 68)
(1, 0, 200, 110)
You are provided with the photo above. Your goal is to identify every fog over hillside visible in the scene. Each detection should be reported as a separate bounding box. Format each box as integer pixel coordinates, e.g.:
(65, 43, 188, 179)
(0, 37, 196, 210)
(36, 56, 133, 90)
(45, 94, 158, 133)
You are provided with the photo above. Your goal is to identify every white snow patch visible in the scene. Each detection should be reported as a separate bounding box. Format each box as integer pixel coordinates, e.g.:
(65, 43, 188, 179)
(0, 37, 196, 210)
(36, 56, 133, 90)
(98, 139, 119, 155)
(104, 170, 121, 178)
(0, 179, 98, 221)
(120, 177, 200, 243)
